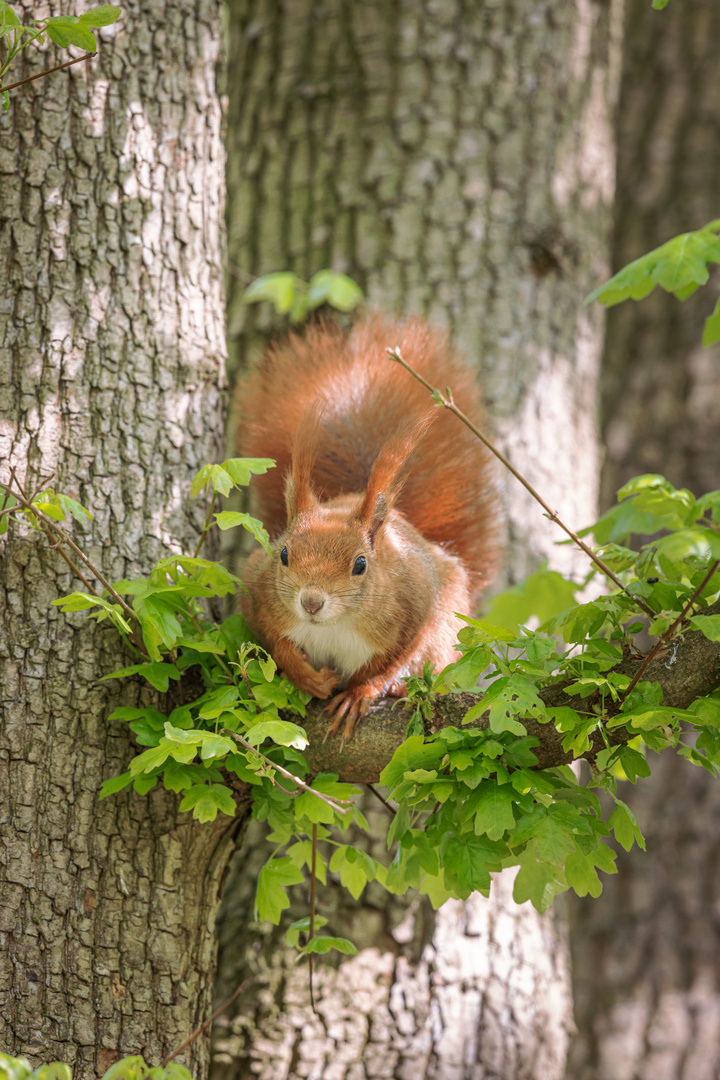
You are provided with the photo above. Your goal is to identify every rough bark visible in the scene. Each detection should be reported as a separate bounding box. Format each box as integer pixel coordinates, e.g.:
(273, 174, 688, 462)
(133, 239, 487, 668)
(567, 1, 720, 1077)
(216, 0, 622, 1075)
(213, 813, 571, 1080)
(600, 0, 720, 506)
(0, 2, 243, 1075)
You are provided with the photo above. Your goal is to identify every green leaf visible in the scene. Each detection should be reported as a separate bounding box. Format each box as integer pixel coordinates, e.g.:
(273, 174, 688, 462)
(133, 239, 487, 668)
(0, 1055, 31, 1080)
(101, 1058, 149, 1080)
(441, 835, 506, 897)
(285, 914, 329, 947)
(586, 225, 720, 308)
(702, 295, 720, 347)
(651, 0, 669, 8)
(530, 812, 577, 866)
(77, 4, 121, 26)
(419, 871, 456, 909)
(294, 775, 353, 825)
(244, 272, 299, 314)
(214, 511, 271, 552)
(178, 783, 236, 823)
(483, 564, 578, 630)
(655, 527, 720, 562)
(303, 934, 359, 956)
(470, 782, 517, 841)
(245, 719, 308, 750)
(255, 856, 305, 923)
(564, 848, 616, 898)
(0, 5, 21, 28)
(378, 736, 445, 791)
(98, 771, 133, 799)
(435, 646, 491, 691)
(29, 1066, 73, 1080)
(190, 463, 233, 498)
(689, 614, 720, 643)
(512, 846, 568, 912)
(613, 745, 652, 783)
(102, 661, 180, 693)
(329, 845, 373, 899)
(608, 802, 646, 852)
(221, 457, 276, 486)
(197, 685, 240, 718)
(46, 16, 97, 50)
(307, 270, 364, 312)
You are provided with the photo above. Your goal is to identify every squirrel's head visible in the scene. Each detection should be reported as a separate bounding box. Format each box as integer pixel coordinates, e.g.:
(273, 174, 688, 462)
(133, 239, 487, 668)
(271, 409, 433, 624)
(272, 493, 391, 625)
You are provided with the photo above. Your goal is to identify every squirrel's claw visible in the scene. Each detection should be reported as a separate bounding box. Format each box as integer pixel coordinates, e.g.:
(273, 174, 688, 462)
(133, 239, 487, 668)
(323, 689, 373, 742)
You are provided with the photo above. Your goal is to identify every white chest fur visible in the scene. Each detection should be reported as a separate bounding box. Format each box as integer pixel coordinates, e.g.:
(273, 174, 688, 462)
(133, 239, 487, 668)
(288, 617, 377, 679)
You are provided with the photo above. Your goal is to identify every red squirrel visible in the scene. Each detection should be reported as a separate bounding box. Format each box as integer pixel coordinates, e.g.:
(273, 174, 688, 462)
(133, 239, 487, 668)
(239, 315, 500, 739)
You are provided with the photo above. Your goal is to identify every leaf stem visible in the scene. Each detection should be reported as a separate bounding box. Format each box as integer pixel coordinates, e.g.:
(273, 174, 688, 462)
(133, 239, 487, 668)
(387, 347, 656, 619)
(193, 491, 218, 558)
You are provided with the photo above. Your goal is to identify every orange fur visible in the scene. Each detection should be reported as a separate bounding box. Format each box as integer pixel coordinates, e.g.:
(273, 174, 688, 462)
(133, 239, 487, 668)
(237, 315, 501, 738)
(240, 314, 499, 593)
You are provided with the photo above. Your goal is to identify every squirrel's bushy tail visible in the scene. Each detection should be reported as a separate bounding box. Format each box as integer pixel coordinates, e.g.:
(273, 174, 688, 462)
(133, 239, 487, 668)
(239, 315, 501, 593)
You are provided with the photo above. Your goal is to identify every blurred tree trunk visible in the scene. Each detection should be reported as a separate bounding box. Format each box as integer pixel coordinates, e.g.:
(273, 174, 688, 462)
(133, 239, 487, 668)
(215, 0, 622, 1076)
(568, 1, 720, 1078)
(0, 2, 244, 1076)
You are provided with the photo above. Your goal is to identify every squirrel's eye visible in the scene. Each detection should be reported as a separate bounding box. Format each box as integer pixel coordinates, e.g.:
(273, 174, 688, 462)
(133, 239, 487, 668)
(352, 555, 366, 576)
(280, 547, 289, 566)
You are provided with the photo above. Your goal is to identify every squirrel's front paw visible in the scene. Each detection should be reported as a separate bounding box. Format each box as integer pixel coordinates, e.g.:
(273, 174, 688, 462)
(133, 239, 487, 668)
(323, 685, 380, 742)
(296, 664, 340, 700)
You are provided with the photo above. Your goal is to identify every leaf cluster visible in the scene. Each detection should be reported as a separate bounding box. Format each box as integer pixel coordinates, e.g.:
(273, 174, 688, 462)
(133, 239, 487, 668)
(243, 270, 363, 322)
(0, 1055, 190, 1080)
(586, 219, 720, 346)
(0, 3, 121, 109)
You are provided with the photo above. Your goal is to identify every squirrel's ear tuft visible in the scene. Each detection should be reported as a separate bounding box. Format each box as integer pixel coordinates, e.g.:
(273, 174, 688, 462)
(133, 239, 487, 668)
(284, 472, 318, 523)
(355, 416, 434, 543)
(286, 410, 321, 523)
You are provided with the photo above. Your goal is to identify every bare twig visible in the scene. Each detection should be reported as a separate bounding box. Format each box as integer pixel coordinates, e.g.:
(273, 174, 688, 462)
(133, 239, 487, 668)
(387, 347, 656, 619)
(0, 476, 139, 627)
(160, 979, 249, 1067)
(0, 51, 96, 94)
(308, 823, 318, 1014)
(365, 783, 396, 817)
(617, 559, 720, 705)
(0, 472, 149, 657)
(221, 729, 353, 814)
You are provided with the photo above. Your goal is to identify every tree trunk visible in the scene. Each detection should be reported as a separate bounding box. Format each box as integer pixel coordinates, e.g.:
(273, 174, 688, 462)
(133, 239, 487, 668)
(217, 0, 622, 1074)
(0, 2, 243, 1075)
(568, 2, 720, 1077)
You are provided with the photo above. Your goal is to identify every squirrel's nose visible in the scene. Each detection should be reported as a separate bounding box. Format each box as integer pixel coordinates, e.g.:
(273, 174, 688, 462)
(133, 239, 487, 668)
(301, 591, 325, 615)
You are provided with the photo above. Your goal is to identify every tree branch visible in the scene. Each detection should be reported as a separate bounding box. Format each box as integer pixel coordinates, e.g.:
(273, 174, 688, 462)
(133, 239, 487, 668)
(298, 600, 720, 783)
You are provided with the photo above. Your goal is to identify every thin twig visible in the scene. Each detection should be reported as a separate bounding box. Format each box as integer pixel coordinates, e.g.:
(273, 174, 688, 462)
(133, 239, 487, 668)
(160, 979, 249, 1067)
(0, 51, 95, 93)
(365, 783, 397, 817)
(39, 524, 98, 594)
(617, 559, 720, 705)
(0, 476, 140, 628)
(387, 347, 656, 620)
(308, 823, 318, 1015)
(221, 729, 353, 814)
